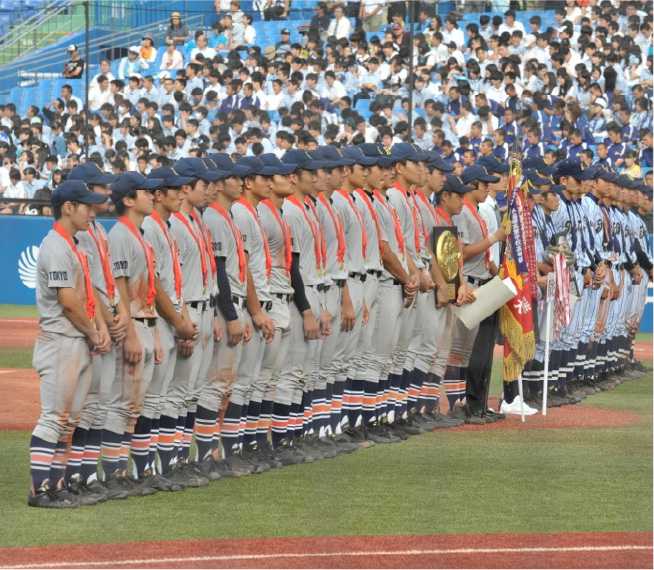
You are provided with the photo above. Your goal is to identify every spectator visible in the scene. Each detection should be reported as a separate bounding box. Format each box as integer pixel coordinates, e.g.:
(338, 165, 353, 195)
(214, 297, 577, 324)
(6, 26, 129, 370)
(88, 75, 114, 112)
(140, 35, 157, 64)
(118, 46, 149, 80)
(190, 32, 217, 61)
(166, 11, 190, 45)
(0, 168, 26, 214)
(360, 0, 388, 33)
(62, 44, 84, 78)
(327, 4, 352, 40)
(262, 0, 289, 21)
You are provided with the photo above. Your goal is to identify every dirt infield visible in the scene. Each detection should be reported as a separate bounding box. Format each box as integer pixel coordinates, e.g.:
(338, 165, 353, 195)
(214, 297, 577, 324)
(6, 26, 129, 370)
(0, 531, 650, 569)
(0, 318, 38, 349)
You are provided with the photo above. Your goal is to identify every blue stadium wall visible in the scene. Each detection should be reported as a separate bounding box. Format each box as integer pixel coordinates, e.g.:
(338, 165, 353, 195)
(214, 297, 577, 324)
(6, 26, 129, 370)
(1, 215, 652, 333)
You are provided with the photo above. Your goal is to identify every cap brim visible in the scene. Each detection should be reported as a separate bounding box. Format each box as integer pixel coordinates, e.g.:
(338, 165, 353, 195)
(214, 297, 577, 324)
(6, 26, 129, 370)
(274, 163, 297, 175)
(229, 164, 254, 178)
(88, 173, 117, 185)
(378, 157, 397, 168)
(429, 160, 454, 172)
(350, 156, 378, 167)
(80, 192, 109, 204)
(479, 174, 500, 182)
(164, 175, 195, 187)
(141, 178, 164, 190)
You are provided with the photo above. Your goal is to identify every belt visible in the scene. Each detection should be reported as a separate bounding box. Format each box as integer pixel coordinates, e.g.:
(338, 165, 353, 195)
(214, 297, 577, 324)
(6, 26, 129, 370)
(187, 300, 209, 311)
(367, 269, 382, 278)
(273, 292, 294, 303)
(316, 283, 331, 292)
(333, 278, 346, 288)
(260, 300, 273, 311)
(232, 295, 246, 308)
(133, 317, 157, 328)
(392, 278, 402, 286)
(209, 295, 217, 308)
(349, 272, 367, 282)
(467, 276, 492, 287)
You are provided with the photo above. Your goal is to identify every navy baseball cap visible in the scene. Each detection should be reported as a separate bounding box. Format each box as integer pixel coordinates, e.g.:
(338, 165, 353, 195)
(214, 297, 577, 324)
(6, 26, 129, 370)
(597, 168, 618, 183)
(175, 157, 225, 182)
(259, 153, 297, 175)
(442, 175, 472, 195)
(340, 145, 378, 167)
(477, 154, 508, 174)
(554, 159, 583, 181)
(206, 153, 253, 177)
(308, 148, 341, 170)
(282, 148, 330, 171)
(52, 180, 108, 207)
(111, 172, 163, 203)
(462, 165, 499, 184)
(390, 142, 429, 162)
(236, 156, 278, 177)
(148, 166, 194, 187)
(424, 151, 453, 173)
(579, 165, 601, 181)
(316, 145, 355, 167)
(358, 143, 398, 168)
(615, 174, 636, 189)
(550, 184, 566, 196)
(67, 162, 116, 186)
(524, 168, 551, 187)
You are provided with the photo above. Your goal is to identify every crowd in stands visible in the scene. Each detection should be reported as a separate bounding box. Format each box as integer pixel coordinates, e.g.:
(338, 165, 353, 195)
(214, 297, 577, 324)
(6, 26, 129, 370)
(0, 0, 652, 217)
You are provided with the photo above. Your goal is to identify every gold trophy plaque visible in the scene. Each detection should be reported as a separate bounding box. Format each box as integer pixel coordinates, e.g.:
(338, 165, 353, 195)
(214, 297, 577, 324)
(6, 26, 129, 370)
(432, 226, 461, 303)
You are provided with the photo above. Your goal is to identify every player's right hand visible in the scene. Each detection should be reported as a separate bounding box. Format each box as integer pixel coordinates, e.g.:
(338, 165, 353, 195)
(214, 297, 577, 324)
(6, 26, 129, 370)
(226, 319, 244, 347)
(176, 317, 198, 341)
(303, 311, 320, 340)
(124, 331, 143, 366)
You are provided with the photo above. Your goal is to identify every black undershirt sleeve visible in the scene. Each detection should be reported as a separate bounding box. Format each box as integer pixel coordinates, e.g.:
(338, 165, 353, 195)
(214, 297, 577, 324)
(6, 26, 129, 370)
(216, 256, 238, 321)
(633, 241, 653, 272)
(290, 252, 310, 313)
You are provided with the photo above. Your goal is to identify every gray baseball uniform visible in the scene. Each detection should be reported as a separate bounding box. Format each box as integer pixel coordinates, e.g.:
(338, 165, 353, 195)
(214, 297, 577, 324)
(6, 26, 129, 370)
(107, 220, 156, 435)
(32, 228, 94, 445)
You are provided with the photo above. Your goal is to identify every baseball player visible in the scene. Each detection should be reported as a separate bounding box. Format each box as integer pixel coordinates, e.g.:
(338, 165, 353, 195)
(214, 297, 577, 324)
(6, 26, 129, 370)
(165, 159, 215, 488)
(28, 180, 111, 508)
(331, 146, 373, 438)
(364, 148, 417, 439)
(255, 153, 312, 465)
(278, 149, 328, 459)
(410, 155, 473, 428)
(198, 157, 254, 478)
(141, 166, 198, 490)
(296, 146, 350, 449)
(103, 172, 167, 495)
(231, 157, 277, 468)
(447, 165, 507, 423)
(385, 144, 427, 434)
(65, 163, 128, 504)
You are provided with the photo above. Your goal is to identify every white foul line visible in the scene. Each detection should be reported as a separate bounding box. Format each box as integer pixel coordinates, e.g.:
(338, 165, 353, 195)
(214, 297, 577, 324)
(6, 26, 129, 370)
(3, 544, 652, 569)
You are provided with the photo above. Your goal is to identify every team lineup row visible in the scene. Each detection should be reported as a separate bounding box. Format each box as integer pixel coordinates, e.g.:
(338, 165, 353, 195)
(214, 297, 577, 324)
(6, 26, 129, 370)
(27, 142, 652, 508)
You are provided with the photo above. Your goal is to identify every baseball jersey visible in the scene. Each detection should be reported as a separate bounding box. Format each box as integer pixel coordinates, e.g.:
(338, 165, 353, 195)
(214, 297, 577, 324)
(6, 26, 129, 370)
(258, 199, 294, 295)
(232, 198, 272, 301)
(452, 202, 491, 279)
(77, 220, 120, 308)
(353, 189, 383, 272)
(608, 207, 627, 265)
(372, 190, 408, 282)
(387, 183, 422, 269)
(170, 209, 211, 302)
(581, 194, 607, 263)
(142, 211, 183, 308)
(531, 204, 556, 264)
(36, 228, 88, 337)
(108, 219, 157, 318)
(315, 192, 348, 281)
(332, 189, 367, 275)
(204, 202, 248, 298)
(412, 190, 439, 266)
(282, 195, 322, 286)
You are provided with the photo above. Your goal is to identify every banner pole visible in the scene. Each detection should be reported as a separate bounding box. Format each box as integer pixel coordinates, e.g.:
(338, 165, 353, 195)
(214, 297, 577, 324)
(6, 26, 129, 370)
(542, 272, 555, 415)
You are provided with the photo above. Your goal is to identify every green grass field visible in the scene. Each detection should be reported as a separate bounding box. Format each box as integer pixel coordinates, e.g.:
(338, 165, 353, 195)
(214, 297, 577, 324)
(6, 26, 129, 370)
(0, 307, 651, 549)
